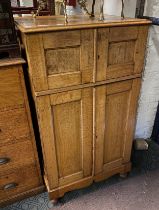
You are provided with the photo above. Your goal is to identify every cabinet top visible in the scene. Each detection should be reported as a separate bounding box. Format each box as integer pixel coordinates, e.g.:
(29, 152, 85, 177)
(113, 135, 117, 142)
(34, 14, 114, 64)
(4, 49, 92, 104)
(15, 15, 151, 34)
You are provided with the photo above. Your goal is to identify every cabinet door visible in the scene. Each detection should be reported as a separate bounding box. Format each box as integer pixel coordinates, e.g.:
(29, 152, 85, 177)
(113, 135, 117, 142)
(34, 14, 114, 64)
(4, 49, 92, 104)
(95, 79, 141, 180)
(36, 88, 93, 190)
(96, 26, 148, 81)
(26, 30, 94, 91)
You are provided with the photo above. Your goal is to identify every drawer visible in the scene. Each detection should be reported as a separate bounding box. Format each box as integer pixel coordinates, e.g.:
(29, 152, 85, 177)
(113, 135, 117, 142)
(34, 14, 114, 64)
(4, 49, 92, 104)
(96, 26, 149, 81)
(0, 165, 41, 201)
(26, 29, 94, 91)
(0, 107, 31, 145)
(0, 67, 24, 110)
(0, 140, 35, 173)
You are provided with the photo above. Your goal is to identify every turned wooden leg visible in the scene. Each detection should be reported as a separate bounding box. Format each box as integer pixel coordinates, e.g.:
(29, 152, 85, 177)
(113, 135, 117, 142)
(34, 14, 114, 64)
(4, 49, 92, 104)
(120, 172, 128, 178)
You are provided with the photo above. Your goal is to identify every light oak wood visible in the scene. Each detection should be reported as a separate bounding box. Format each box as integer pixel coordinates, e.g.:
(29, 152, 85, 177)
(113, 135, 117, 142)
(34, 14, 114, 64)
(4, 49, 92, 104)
(0, 67, 24, 110)
(34, 74, 141, 97)
(94, 79, 141, 179)
(36, 88, 93, 190)
(43, 30, 80, 49)
(0, 108, 31, 145)
(25, 29, 94, 91)
(16, 16, 150, 201)
(15, 15, 151, 33)
(0, 165, 41, 201)
(0, 139, 36, 172)
(134, 26, 149, 74)
(96, 26, 149, 81)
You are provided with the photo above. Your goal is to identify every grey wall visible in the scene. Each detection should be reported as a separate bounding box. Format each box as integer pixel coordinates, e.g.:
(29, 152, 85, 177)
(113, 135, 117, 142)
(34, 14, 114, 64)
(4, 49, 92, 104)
(135, 0, 159, 138)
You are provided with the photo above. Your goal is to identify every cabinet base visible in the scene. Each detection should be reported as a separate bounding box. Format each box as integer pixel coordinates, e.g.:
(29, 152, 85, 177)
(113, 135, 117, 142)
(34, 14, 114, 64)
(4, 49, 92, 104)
(46, 163, 131, 201)
(46, 176, 93, 201)
(94, 162, 131, 183)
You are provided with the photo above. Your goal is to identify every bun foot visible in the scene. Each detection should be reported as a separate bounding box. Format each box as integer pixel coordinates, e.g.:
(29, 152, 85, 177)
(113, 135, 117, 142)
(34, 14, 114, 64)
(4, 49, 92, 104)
(52, 198, 59, 205)
(120, 172, 128, 178)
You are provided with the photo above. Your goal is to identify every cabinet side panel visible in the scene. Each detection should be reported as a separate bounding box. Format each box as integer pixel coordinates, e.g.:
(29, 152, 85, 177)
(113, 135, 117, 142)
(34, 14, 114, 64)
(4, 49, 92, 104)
(134, 26, 149, 74)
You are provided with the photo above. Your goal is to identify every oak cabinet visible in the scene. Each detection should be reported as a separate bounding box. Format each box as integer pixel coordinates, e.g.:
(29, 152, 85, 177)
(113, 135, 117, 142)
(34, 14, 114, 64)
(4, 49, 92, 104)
(15, 16, 150, 201)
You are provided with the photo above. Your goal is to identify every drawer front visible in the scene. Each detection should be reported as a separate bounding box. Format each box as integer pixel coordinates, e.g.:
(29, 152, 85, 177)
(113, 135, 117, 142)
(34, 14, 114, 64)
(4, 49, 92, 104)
(0, 140, 35, 173)
(96, 26, 148, 81)
(26, 29, 94, 91)
(0, 108, 31, 145)
(0, 67, 24, 110)
(0, 165, 40, 200)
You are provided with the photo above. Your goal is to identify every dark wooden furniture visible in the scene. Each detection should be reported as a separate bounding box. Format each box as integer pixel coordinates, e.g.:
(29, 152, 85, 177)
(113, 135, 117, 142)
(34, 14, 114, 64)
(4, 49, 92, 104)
(11, 0, 55, 15)
(0, 0, 20, 58)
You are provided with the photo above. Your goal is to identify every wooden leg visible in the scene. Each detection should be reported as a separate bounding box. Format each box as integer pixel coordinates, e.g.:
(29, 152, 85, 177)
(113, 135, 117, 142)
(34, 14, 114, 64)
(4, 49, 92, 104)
(120, 172, 128, 178)
(52, 198, 59, 205)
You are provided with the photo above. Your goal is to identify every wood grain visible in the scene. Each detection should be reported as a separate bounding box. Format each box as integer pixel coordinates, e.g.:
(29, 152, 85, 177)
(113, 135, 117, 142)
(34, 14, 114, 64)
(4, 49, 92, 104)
(134, 26, 149, 74)
(0, 140, 35, 173)
(95, 80, 137, 177)
(0, 108, 30, 145)
(109, 26, 138, 42)
(0, 67, 24, 110)
(0, 165, 41, 200)
(36, 95, 59, 189)
(96, 28, 109, 81)
(46, 47, 80, 75)
(25, 34, 48, 91)
(43, 30, 80, 49)
(37, 88, 93, 189)
(53, 100, 82, 178)
(17, 16, 149, 201)
(15, 15, 151, 34)
(0, 61, 43, 205)
(96, 26, 148, 81)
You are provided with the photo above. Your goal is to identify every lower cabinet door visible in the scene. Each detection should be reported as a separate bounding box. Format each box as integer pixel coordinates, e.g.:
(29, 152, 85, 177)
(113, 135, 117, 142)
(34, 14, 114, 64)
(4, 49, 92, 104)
(36, 88, 93, 190)
(95, 79, 141, 180)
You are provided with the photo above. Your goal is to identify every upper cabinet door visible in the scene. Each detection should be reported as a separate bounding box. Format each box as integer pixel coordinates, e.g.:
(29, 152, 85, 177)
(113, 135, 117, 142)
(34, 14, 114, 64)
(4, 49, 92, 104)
(96, 26, 149, 81)
(36, 88, 93, 190)
(26, 30, 94, 92)
(94, 79, 141, 181)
